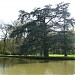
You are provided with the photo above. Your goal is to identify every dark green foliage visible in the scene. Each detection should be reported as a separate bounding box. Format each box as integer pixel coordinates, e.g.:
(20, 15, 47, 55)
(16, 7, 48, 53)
(9, 2, 75, 57)
(49, 31, 75, 55)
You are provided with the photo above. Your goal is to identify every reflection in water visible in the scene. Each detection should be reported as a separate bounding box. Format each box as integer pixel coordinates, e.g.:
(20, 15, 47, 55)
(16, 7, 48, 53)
(0, 57, 74, 75)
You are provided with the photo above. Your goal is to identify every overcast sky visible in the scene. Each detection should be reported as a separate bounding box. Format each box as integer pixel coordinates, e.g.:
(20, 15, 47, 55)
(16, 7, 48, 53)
(0, 0, 75, 24)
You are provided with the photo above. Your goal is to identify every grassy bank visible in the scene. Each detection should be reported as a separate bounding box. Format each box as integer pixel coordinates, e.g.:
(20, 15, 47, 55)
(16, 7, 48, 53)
(49, 54, 75, 57)
(0, 54, 75, 60)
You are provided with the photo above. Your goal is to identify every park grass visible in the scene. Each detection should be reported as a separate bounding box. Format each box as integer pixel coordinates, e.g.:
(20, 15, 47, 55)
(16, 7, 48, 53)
(0, 54, 75, 60)
(49, 54, 75, 57)
(49, 54, 64, 57)
(67, 55, 75, 57)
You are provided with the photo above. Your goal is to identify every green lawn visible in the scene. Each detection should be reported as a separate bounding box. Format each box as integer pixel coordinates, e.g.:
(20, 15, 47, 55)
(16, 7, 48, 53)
(0, 54, 75, 58)
(49, 54, 75, 57)
(0, 54, 75, 60)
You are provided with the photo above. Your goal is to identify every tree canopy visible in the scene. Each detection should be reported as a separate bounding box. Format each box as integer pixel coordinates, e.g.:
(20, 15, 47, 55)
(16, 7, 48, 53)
(7, 2, 75, 57)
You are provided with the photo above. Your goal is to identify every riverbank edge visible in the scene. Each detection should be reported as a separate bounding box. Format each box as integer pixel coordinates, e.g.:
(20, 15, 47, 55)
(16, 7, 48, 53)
(0, 55, 75, 60)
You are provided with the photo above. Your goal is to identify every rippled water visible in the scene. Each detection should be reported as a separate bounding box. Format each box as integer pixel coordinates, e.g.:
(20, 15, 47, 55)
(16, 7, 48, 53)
(0, 57, 75, 75)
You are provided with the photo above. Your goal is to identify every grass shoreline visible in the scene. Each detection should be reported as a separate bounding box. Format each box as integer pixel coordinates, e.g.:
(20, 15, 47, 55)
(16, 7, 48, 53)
(0, 54, 75, 60)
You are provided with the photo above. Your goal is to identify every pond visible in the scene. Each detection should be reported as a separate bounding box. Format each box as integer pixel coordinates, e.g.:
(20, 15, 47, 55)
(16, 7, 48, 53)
(0, 57, 75, 75)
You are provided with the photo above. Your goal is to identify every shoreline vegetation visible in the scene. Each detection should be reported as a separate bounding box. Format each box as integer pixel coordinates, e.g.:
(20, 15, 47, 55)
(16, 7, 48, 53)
(0, 54, 75, 60)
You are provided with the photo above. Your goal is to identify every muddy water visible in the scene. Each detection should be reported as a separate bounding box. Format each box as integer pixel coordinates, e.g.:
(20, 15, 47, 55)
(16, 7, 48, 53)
(0, 57, 75, 75)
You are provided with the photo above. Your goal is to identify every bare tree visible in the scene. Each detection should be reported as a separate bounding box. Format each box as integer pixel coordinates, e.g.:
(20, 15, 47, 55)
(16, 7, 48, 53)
(0, 22, 13, 54)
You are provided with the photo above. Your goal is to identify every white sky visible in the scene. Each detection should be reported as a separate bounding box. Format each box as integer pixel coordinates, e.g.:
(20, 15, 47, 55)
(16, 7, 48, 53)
(0, 0, 75, 24)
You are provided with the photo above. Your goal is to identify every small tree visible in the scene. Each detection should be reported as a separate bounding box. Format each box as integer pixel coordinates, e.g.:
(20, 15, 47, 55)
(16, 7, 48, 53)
(0, 23, 13, 54)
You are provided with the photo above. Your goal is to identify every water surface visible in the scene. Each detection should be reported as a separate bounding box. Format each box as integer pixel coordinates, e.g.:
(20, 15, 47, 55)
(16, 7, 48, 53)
(0, 57, 75, 75)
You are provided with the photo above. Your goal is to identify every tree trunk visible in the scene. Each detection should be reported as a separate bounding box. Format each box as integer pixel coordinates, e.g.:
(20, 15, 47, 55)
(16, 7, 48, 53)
(44, 47, 49, 57)
(43, 17, 49, 57)
(63, 19, 67, 57)
(64, 51, 67, 56)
